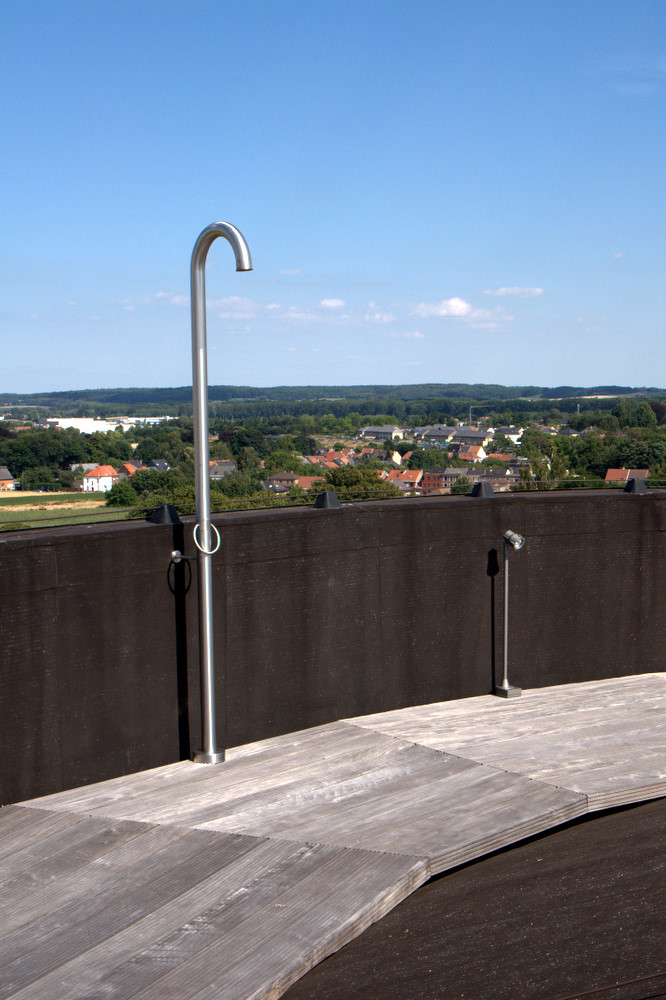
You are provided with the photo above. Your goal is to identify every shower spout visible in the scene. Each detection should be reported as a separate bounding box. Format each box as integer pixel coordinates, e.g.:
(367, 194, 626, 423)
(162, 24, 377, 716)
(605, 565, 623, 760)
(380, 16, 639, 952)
(190, 222, 252, 764)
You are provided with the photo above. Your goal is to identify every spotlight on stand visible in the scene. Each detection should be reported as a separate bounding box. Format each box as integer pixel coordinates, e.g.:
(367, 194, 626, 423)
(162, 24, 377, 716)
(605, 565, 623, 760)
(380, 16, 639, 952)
(503, 529, 524, 550)
(494, 529, 525, 698)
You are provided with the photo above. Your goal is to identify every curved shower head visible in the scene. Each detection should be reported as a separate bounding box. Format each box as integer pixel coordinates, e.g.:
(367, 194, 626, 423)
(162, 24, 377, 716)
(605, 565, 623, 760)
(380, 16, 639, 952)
(191, 221, 253, 273)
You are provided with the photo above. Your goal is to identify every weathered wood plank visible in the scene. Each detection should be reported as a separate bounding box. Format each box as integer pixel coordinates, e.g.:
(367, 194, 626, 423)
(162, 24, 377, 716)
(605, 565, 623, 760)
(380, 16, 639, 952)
(24, 724, 406, 821)
(4, 837, 336, 1000)
(113, 848, 427, 1000)
(23, 731, 585, 872)
(1, 820, 192, 938)
(0, 828, 262, 997)
(3, 675, 664, 1000)
(345, 673, 666, 810)
(0, 808, 83, 864)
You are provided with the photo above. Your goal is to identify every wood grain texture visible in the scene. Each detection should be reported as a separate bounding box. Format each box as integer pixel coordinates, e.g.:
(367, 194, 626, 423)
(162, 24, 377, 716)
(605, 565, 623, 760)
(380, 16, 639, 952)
(3, 674, 664, 1000)
(0, 811, 426, 1000)
(346, 673, 666, 810)
(24, 724, 585, 873)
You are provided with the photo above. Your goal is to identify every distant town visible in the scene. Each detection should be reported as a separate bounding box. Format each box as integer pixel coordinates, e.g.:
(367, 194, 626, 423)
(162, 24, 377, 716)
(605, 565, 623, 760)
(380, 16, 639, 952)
(1, 384, 665, 526)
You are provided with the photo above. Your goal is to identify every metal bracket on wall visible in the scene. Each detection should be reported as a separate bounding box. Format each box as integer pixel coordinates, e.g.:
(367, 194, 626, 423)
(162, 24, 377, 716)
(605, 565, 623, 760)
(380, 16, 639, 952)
(170, 550, 196, 564)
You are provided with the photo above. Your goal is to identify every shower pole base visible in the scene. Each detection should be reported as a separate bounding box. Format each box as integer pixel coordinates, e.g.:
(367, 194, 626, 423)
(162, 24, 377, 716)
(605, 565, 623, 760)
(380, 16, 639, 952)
(493, 684, 522, 698)
(192, 750, 226, 764)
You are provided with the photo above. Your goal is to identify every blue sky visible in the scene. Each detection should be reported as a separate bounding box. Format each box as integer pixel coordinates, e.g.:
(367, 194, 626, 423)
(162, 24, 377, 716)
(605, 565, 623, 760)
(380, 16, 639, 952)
(2, 0, 665, 393)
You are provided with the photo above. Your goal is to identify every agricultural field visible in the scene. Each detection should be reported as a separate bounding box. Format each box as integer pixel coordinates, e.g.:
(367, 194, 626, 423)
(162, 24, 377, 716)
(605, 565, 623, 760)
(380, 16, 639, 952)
(0, 492, 132, 532)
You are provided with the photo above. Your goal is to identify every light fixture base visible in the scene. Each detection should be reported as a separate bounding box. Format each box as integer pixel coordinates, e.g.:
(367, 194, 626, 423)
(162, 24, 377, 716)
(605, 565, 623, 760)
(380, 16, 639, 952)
(493, 685, 522, 699)
(192, 750, 226, 764)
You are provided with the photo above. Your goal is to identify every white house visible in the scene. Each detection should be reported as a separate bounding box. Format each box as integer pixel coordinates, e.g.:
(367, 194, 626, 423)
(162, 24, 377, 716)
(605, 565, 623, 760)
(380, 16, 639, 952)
(83, 465, 119, 492)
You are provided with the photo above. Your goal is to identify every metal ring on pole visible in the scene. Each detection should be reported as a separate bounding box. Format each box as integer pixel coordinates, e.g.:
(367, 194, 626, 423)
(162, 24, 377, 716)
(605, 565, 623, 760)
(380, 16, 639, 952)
(193, 522, 221, 556)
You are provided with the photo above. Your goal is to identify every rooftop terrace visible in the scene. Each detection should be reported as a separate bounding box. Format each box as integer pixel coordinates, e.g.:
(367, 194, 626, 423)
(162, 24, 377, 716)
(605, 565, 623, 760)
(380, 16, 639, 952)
(2, 674, 664, 999)
(1, 489, 665, 996)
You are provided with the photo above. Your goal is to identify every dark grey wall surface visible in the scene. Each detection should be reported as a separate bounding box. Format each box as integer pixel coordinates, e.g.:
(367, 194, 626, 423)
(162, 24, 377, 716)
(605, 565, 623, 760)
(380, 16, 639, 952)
(1, 490, 664, 805)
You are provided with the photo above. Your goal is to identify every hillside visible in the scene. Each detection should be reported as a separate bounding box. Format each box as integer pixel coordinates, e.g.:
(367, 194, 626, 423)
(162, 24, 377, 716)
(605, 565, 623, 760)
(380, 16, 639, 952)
(1, 382, 664, 418)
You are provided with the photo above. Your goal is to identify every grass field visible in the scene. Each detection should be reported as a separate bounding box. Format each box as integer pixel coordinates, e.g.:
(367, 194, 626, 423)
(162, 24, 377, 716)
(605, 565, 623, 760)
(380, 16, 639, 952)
(0, 492, 136, 531)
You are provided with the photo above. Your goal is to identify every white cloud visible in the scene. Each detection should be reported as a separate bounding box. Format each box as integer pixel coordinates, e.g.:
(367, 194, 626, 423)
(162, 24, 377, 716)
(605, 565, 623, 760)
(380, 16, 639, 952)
(279, 268, 301, 275)
(592, 55, 665, 97)
(153, 291, 187, 306)
(210, 295, 260, 318)
(320, 298, 345, 309)
(365, 307, 396, 323)
(402, 330, 425, 339)
(413, 297, 472, 317)
(613, 82, 655, 95)
(612, 252, 626, 259)
(284, 306, 319, 321)
(483, 286, 543, 298)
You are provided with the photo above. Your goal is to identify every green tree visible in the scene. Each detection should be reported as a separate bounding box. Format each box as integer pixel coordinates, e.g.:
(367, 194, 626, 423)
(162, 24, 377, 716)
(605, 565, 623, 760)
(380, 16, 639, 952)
(450, 475, 471, 494)
(292, 434, 316, 456)
(407, 448, 448, 470)
(491, 432, 513, 452)
(313, 466, 401, 501)
(105, 481, 139, 507)
(22, 465, 58, 489)
(634, 401, 658, 428)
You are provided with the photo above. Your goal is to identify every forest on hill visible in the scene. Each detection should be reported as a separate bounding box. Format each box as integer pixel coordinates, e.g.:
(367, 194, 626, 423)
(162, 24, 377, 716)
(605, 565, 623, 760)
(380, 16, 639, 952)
(1, 382, 663, 422)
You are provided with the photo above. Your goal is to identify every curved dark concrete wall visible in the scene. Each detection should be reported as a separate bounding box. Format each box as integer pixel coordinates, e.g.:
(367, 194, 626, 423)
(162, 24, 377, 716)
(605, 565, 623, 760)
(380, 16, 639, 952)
(1, 490, 664, 805)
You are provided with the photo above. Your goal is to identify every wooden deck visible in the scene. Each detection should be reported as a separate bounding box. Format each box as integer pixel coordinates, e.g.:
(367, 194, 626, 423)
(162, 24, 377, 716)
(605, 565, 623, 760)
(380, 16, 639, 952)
(1, 673, 664, 1000)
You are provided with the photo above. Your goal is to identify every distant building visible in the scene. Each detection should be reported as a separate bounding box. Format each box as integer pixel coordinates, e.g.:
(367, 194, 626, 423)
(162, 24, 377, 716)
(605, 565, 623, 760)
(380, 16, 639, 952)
(82, 465, 119, 492)
(457, 445, 487, 463)
(70, 463, 98, 474)
(358, 425, 404, 441)
(420, 467, 448, 494)
(413, 425, 457, 446)
(384, 469, 423, 492)
(210, 460, 237, 480)
(495, 425, 524, 444)
(0, 466, 16, 490)
(117, 461, 145, 480)
(442, 467, 481, 488)
(605, 468, 650, 484)
(263, 472, 300, 492)
(450, 427, 494, 449)
(262, 472, 325, 493)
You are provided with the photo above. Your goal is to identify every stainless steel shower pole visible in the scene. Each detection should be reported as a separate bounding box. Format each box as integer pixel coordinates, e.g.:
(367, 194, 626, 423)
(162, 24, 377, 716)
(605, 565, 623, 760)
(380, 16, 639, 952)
(190, 222, 252, 763)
